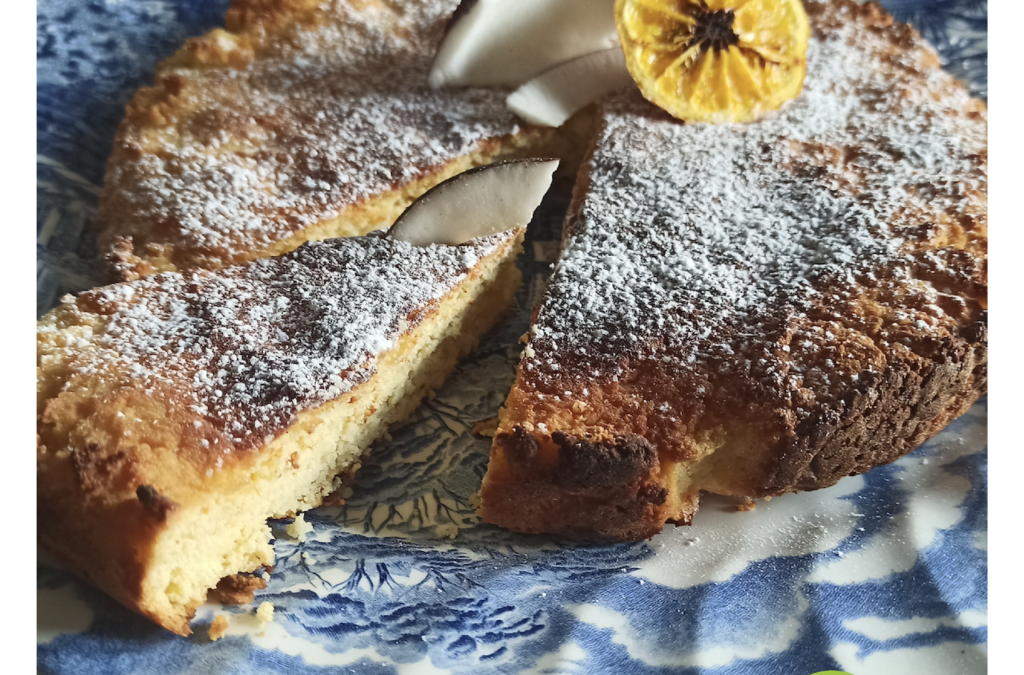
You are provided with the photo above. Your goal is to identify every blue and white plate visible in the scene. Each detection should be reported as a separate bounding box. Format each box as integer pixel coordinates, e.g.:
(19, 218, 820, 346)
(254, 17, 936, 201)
(36, 1, 988, 673)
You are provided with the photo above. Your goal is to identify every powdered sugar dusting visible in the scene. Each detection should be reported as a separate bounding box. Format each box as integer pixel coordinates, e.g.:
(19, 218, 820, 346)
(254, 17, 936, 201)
(523, 1, 986, 416)
(59, 232, 511, 451)
(102, 0, 523, 265)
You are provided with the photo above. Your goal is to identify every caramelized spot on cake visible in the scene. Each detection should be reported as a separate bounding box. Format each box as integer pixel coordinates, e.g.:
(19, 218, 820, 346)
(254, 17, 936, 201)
(499, 426, 540, 465)
(72, 445, 138, 495)
(637, 483, 669, 506)
(552, 432, 658, 487)
(208, 573, 267, 605)
(136, 484, 178, 521)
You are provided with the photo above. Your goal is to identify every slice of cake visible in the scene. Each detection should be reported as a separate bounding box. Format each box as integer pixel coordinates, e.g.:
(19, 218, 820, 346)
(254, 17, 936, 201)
(37, 227, 524, 635)
(99, 0, 568, 280)
(479, 0, 987, 539)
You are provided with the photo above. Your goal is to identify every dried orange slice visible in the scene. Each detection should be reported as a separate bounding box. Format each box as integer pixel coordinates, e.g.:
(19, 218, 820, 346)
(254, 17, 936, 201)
(615, 0, 811, 124)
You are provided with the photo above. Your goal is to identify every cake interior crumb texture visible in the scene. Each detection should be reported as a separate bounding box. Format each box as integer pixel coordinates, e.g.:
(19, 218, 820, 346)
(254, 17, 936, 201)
(37, 232, 523, 635)
(256, 602, 274, 624)
(286, 513, 314, 543)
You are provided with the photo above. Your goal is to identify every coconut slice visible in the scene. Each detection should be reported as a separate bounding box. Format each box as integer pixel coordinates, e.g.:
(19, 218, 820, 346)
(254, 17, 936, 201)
(387, 159, 559, 247)
(429, 0, 617, 88)
(506, 47, 634, 127)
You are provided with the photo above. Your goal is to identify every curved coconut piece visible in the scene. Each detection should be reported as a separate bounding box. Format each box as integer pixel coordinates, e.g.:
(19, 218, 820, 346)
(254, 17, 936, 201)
(507, 47, 634, 127)
(387, 159, 559, 247)
(429, 0, 617, 88)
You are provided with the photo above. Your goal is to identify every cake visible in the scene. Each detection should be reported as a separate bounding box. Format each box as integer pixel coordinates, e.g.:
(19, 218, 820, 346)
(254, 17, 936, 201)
(478, 0, 988, 539)
(42, 0, 987, 636)
(98, 0, 570, 281)
(37, 228, 524, 635)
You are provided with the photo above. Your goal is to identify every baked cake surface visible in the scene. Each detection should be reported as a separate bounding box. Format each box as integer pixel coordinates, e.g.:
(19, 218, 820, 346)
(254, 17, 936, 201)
(37, 229, 524, 634)
(99, 0, 554, 280)
(479, 0, 987, 539)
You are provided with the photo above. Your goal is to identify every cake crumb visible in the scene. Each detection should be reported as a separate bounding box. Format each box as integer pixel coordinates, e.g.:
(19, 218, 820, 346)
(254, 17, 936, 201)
(286, 513, 314, 542)
(256, 602, 275, 625)
(209, 615, 229, 641)
(472, 417, 500, 437)
(469, 492, 483, 510)
(435, 523, 459, 539)
(320, 490, 346, 507)
(736, 498, 757, 512)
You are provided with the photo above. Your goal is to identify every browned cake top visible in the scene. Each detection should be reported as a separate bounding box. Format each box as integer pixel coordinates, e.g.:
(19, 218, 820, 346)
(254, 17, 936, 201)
(517, 0, 986, 456)
(39, 232, 513, 455)
(101, 0, 523, 272)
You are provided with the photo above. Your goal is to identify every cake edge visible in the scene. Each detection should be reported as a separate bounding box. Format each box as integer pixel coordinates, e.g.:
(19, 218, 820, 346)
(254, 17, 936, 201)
(38, 230, 525, 635)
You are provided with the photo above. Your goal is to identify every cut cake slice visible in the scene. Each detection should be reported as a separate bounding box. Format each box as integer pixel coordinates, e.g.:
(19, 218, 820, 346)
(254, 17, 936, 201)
(99, 0, 569, 280)
(37, 228, 524, 635)
(479, 0, 988, 539)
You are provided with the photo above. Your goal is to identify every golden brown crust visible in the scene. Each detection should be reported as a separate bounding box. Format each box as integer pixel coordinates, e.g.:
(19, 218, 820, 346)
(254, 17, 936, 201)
(779, 320, 986, 493)
(37, 232, 521, 634)
(225, 0, 323, 38)
(479, 0, 988, 540)
(484, 428, 674, 540)
(98, 0, 553, 281)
